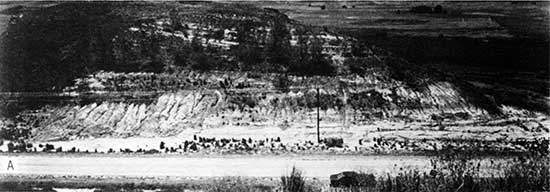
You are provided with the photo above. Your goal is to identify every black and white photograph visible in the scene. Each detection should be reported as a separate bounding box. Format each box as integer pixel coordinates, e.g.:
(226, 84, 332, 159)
(0, 0, 548, 191)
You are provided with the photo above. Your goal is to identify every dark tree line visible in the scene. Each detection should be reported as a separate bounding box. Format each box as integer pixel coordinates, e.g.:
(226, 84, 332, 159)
(0, 3, 129, 91)
(0, 2, 337, 92)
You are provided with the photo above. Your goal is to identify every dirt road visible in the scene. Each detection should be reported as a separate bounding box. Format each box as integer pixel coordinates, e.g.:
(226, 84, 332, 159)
(0, 155, 431, 178)
(0, 154, 506, 179)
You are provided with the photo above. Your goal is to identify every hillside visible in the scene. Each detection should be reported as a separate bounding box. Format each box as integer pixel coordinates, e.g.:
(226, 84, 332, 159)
(0, 1, 547, 151)
(0, 1, 340, 92)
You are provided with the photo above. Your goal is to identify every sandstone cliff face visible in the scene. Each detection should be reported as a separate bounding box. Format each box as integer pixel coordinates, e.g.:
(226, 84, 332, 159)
(25, 70, 491, 141)
(30, 91, 219, 140)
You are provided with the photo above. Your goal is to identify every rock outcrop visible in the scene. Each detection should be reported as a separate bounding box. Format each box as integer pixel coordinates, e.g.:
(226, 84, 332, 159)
(0, 1, 546, 143)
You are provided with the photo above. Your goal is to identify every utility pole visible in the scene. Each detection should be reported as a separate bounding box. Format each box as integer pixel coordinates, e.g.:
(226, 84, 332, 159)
(317, 87, 320, 143)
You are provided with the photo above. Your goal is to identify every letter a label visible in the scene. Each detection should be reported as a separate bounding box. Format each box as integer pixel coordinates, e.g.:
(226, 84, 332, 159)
(7, 160, 14, 170)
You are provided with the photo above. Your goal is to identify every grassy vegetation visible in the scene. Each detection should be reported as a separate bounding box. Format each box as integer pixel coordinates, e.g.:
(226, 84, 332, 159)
(331, 150, 549, 192)
(0, 176, 278, 192)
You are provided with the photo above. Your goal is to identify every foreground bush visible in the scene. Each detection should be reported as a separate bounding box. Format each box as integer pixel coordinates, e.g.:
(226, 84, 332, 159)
(281, 166, 306, 192)
(280, 166, 323, 192)
(498, 154, 550, 192)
